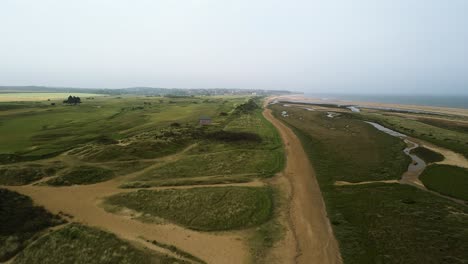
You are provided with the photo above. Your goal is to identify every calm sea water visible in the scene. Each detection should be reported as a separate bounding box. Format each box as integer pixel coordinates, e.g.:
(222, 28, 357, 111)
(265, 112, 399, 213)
(304, 93, 468, 109)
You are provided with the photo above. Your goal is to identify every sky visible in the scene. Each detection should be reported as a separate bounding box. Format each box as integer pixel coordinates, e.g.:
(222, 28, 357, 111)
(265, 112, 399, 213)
(1, 0, 467, 94)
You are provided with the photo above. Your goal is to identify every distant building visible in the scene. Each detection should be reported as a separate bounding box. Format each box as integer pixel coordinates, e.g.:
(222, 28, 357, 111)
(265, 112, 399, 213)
(281, 111, 288, 117)
(199, 116, 212, 125)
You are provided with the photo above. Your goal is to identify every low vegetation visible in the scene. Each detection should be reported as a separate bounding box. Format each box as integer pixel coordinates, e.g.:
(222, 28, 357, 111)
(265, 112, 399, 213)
(420, 164, 468, 200)
(329, 183, 468, 263)
(271, 105, 410, 183)
(105, 187, 273, 231)
(13, 223, 186, 264)
(45, 166, 114, 186)
(410, 146, 444, 163)
(0, 189, 64, 262)
(137, 150, 281, 182)
(272, 105, 468, 263)
(0, 162, 63, 185)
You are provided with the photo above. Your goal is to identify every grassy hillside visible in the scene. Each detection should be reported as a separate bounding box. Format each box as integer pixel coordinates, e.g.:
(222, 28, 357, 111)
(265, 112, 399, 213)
(0, 189, 64, 262)
(13, 223, 186, 264)
(105, 187, 273, 231)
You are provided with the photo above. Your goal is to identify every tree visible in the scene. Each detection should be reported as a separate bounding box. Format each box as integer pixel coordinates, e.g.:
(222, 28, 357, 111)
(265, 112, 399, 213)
(63, 95, 81, 105)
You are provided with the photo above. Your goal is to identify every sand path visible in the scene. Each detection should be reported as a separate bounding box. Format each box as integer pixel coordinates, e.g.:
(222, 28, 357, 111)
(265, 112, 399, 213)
(263, 106, 342, 264)
(5, 175, 250, 264)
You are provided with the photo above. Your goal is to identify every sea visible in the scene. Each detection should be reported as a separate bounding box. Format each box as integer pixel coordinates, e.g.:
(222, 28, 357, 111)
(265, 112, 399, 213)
(304, 93, 468, 109)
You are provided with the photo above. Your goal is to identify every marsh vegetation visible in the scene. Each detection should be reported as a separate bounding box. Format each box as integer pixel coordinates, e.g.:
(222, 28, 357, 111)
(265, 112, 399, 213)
(271, 103, 468, 263)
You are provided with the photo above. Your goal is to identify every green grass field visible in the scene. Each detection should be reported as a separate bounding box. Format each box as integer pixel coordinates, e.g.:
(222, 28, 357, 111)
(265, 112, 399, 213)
(0, 189, 64, 262)
(271, 105, 468, 263)
(420, 164, 468, 200)
(0, 95, 245, 161)
(105, 186, 273, 231)
(410, 146, 444, 163)
(13, 223, 186, 264)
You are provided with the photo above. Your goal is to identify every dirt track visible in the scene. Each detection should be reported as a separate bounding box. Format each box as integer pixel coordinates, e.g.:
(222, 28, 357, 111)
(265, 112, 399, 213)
(263, 107, 342, 264)
(6, 178, 249, 264)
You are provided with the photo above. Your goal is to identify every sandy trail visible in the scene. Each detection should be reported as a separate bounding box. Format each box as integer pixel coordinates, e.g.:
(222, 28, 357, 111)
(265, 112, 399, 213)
(262, 106, 342, 264)
(5, 176, 249, 264)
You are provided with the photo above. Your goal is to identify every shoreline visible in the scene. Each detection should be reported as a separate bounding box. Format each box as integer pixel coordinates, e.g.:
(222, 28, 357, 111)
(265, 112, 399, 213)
(277, 94, 468, 117)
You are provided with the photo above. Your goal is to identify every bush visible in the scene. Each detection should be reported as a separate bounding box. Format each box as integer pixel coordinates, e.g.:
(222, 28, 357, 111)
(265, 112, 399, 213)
(234, 99, 260, 114)
(0, 189, 64, 262)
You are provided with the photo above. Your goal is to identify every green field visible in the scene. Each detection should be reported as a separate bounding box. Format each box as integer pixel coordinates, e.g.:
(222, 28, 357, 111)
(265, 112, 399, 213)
(410, 146, 444, 163)
(0, 95, 245, 161)
(420, 164, 468, 200)
(0, 189, 64, 262)
(271, 104, 468, 263)
(13, 223, 186, 264)
(105, 186, 273, 231)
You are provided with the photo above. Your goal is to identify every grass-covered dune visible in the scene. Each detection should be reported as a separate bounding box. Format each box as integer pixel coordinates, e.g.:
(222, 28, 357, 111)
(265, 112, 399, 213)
(0, 162, 63, 185)
(45, 166, 115, 186)
(0, 189, 64, 262)
(13, 223, 186, 264)
(105, 187, 273, 231)
(124, 101, 284, 188)
(410, 146, 444, 163)
(420, 164, 468, 200)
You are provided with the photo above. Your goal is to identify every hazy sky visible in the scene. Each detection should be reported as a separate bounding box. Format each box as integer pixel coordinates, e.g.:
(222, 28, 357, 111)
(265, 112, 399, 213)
(1, 0, 467, 93)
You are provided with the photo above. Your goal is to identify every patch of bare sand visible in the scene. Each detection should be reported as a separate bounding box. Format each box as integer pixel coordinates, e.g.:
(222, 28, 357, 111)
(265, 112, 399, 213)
(5, 179, 248, 264)
(262, 173, 297, 264)
(418, 141, 468, 168)
(262, 106, 342, 264)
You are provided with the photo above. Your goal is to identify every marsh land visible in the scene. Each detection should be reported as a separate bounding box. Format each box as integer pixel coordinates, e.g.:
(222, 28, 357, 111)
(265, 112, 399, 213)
(1, 92, 467, 264)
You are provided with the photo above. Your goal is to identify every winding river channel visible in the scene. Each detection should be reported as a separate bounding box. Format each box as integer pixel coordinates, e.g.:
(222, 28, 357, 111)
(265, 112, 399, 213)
(364, 121, 427, 187)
